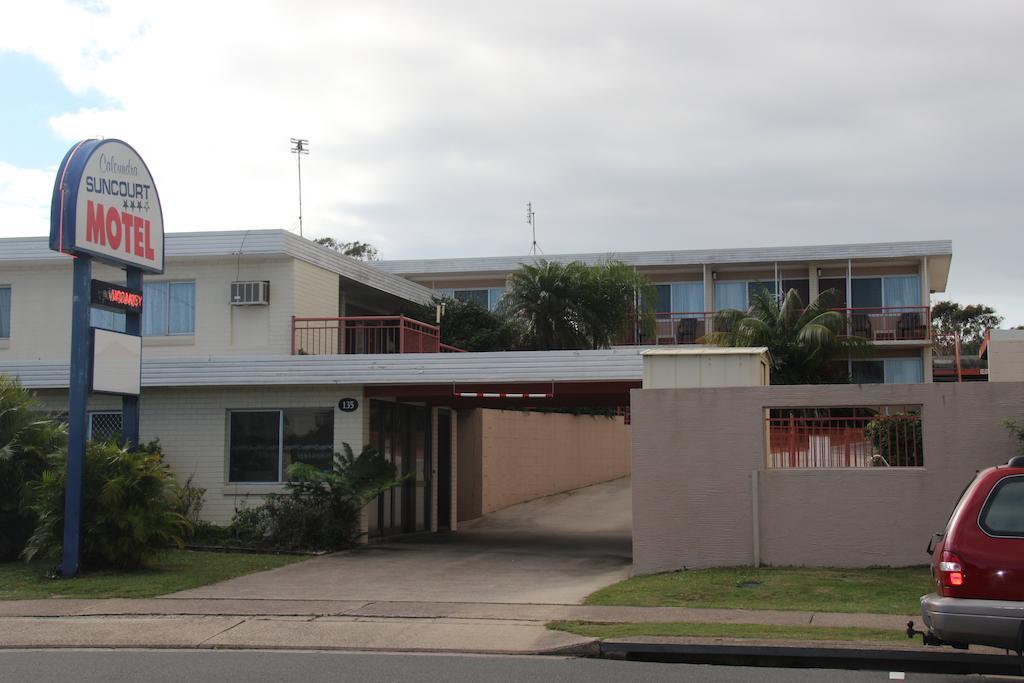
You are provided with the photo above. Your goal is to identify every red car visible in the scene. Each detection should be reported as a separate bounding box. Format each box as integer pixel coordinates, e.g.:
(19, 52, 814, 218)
(918, 455, 1024, 652)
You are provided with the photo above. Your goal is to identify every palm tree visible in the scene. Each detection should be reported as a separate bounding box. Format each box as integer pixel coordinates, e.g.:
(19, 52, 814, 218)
(500, 259, 654, 350)
(702, 288, 872, 384)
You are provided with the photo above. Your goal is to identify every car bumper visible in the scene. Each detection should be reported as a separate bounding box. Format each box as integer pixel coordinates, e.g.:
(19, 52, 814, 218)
(921, 593, 1024, 650)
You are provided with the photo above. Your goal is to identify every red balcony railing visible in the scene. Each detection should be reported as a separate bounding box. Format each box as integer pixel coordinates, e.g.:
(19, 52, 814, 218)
(619, 312, 716, 346)
(291, 316, 460, 355)
(834, 306, 930, 341)
(766, 408, 923, 468)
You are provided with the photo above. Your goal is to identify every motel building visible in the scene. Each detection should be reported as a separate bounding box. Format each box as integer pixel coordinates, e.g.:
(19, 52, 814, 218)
(0, 230, 952, 539)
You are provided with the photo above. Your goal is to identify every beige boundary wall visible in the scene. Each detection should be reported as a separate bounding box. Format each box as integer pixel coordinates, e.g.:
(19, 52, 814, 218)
(457, 408, 631, 521)
(630, 382, 1024, 575)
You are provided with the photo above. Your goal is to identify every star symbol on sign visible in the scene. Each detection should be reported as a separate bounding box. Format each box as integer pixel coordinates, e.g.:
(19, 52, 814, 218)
(122, 200, 128, 210)
(131, 200, 138, 210)
(144, 203, 150, 212)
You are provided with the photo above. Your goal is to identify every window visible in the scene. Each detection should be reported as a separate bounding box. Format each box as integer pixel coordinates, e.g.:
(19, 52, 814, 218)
(143, 281, 195, 336)
(714, 282, 747, 311)
(883, 276, 921, 308)
(851, 360, 885, 384)
(980, 476, 1024, 537)
(87, 411, 123, 441)
(91, 307, 126, 332)
(819, 278, 847, 307)
(88, 281, 196, 336)
(0, 286, 10, 338)
(851, 278, 883, 308)
(228, 408, 334, 483)
(884, 358, 924, 384)
(851, 358, 924, 384)
(715, 279, 808, 311)
(438, 287, 505, 311)
(655, 283, 704, 316)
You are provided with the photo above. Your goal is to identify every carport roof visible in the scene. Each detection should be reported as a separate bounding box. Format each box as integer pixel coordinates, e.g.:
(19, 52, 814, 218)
(1, 348, 645, 390)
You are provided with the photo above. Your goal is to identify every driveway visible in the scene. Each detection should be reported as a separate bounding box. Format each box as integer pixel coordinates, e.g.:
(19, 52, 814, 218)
(169, 476, 632, 605)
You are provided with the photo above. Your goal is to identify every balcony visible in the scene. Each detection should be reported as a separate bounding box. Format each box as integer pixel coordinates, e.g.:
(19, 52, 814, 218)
(291, 316, 464, 355)
(835, 306, 930, 342)
(617, 306, 930, 346)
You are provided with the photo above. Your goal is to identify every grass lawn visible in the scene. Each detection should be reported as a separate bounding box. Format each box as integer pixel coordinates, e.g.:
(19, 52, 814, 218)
(0, 549, 306, 600)
(548, 620, 906, 643)
(585, 566, 932, 615)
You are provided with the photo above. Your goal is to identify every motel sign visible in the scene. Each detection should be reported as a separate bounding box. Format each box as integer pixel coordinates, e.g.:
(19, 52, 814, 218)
(49, 138, 164, 577)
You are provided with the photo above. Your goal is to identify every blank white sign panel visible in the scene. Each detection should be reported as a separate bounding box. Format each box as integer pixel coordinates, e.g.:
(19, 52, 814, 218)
(92, 329, 141, 396)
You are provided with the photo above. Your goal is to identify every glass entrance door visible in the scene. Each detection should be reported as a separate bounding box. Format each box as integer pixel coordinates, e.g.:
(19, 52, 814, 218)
(369, 400, 432, 537)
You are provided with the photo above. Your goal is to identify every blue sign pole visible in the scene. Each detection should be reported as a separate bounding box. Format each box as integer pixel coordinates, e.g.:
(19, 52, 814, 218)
(61, 254, 92, 577)
(122, 267, 142, 449)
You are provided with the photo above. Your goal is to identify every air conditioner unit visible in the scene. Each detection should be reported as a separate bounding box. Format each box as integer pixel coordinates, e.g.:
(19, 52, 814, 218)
(230, 281, 270, 305)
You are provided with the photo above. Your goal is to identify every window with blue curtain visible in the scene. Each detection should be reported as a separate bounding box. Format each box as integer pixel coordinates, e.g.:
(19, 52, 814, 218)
(143, 281, 195, 336)
(670, 282, 704, 318)
(884, 358, 924, 384)
(714, 282, 747, 311)
(90, 307, 126, 332)
(486, 288, 505, 311)
(0, 287, 10, 338)
(882, 275, 921, 308)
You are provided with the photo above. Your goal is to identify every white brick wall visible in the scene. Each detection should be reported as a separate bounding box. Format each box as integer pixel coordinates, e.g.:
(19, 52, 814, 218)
(36, 385, 367, 524)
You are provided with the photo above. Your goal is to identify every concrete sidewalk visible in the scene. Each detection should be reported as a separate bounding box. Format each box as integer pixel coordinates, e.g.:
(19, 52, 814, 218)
(0, 597, 921, 655)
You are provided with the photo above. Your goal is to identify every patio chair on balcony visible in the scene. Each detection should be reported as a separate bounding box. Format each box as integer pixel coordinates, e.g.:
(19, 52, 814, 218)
(676, 318, 699, 344)
(896, 312, 927, 340)
(850, 313, 872, 340)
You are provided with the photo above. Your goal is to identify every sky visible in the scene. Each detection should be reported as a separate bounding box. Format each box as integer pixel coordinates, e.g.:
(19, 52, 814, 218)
(1, 1, 1022, 324)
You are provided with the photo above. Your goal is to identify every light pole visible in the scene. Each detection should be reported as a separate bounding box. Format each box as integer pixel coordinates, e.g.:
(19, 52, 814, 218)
(290, 138, 309, 236)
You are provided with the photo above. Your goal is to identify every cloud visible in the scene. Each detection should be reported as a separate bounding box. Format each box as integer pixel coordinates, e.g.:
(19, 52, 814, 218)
(1, 1, 1023, 322)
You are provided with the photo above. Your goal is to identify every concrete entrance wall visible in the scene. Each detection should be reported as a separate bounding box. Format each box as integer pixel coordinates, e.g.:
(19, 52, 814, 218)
(630, 382, 1024, 574)
(457, 408, 631, 521)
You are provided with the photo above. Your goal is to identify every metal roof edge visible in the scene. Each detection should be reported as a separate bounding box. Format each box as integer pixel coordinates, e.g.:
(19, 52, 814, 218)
(375, 240, 955, 275)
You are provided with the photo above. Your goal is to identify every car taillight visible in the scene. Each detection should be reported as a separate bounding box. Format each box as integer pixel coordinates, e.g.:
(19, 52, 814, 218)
(939, 551, 965, 587)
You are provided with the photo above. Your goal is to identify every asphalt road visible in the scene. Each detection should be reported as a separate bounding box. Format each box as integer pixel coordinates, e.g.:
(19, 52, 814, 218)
(0, 650, 995, 682)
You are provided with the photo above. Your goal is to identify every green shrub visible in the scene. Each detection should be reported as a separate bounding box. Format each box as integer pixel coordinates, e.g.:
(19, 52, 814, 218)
(23, 440, 190, 570)
(1002, 418, 1024, 455)
(227, 443, 404, 551)
(171, 471, 207, 535)
(0, 376, 66, 560)
(864, 413, 924, 467)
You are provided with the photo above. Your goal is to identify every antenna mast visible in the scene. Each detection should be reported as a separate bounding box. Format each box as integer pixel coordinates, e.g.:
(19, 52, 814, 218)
(526, 202, 539, 255)
(290, 138, 309, 236)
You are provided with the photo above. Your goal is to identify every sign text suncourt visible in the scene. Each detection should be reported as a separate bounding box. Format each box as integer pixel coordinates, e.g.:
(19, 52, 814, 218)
(50, 139, 165, 274)
(90, 279, 144, 315)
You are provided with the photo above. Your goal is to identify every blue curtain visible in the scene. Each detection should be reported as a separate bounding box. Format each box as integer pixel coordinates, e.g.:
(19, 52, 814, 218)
(169, 282, 195, 334)
(0, 287, 10, 338)
(885, 358, 924, 384)
(143, 282, 169, 336)
(90, 307, 126, 332)
(883, 276, 921, 308)
(714, 282, 746, 311)
(487, 288, 505, 311)
(670, 282, 704, 318)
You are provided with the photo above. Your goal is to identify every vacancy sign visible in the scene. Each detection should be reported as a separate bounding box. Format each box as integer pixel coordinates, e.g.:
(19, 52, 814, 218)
(50, 139, 165, 273)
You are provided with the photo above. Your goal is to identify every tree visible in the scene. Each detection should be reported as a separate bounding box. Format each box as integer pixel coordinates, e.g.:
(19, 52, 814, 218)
(499, 259, 654, 350)
(703, 288, 872, 385)
(930, 301, 1002, 356)
(411, 297, 522, 352)
(315, 236, 379, 261)
(0, 376, 66, 560)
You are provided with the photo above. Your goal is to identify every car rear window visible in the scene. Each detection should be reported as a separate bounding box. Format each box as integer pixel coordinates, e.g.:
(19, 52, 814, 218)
(980, 475, 1024, 537)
